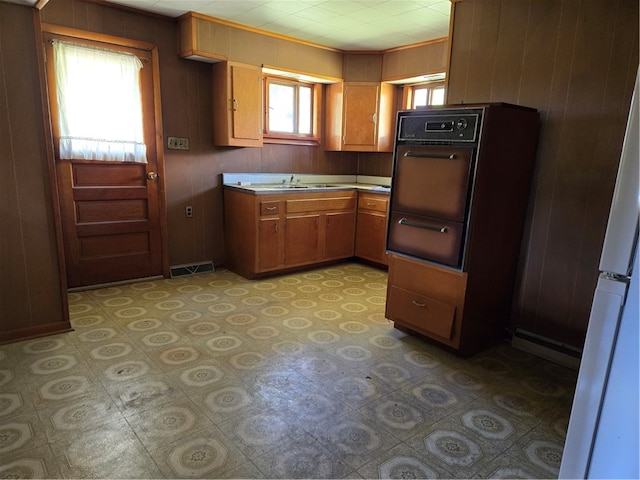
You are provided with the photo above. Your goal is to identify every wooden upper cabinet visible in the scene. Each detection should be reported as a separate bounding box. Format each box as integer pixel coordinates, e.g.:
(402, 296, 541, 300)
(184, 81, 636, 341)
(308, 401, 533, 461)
(325, 82, 397, 152)
(212, 61, 263, 147)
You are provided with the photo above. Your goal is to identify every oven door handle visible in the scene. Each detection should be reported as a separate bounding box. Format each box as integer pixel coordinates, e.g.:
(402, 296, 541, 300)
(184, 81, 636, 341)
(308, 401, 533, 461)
(398, 217, 448, 233)
(403, 151, 456, 160)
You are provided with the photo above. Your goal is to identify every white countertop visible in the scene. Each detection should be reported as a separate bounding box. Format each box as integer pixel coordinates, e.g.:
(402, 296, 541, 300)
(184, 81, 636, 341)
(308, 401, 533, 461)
(221, 173, 391, 194)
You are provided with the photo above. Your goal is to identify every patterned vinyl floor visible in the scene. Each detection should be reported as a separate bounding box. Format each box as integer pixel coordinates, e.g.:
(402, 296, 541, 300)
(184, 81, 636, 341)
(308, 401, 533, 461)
(0, 262, 577, 479)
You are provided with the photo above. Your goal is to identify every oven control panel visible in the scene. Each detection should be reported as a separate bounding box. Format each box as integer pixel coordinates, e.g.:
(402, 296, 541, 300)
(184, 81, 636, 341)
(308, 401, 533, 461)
(398, 110, 482, 143)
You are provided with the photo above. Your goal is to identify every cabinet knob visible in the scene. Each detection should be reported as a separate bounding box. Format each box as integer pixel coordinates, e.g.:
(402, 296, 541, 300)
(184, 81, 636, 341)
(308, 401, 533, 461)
(147, 171, 159, 181)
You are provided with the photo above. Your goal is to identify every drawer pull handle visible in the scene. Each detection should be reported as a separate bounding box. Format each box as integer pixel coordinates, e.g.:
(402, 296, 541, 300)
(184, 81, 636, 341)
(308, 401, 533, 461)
(366, 203, 376, 207)
(265, 206, 277, 211)
(412, 300, 426, 307)
(404, 151, 456, 159)
(398, 217, 448, 233)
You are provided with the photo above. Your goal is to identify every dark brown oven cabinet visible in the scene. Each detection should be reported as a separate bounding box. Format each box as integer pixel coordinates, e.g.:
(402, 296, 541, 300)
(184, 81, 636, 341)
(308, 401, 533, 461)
(355, 192, 389, 265)
(325, 82, 397, 152)
(386, 104, 541, 356)
(212, 61, 262, 147)
(223, 188, 357, 279)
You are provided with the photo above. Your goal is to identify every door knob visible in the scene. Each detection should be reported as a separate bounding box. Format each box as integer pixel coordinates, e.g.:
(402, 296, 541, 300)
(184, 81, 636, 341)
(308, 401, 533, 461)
(147, 171, 159, 180)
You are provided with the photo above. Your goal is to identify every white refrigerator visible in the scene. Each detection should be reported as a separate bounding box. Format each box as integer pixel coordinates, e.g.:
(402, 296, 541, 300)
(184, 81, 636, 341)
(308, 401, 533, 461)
(559, 70, 639, 479)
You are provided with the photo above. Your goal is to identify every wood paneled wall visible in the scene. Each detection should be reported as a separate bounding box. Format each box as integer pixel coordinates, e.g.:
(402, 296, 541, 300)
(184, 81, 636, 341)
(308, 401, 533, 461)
(447, 0, 639, 348)
(382, 38, 449, 81)
(0, 4, 70, 342)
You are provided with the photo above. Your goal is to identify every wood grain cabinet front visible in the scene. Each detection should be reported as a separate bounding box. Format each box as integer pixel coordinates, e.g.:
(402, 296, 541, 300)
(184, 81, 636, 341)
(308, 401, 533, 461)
(355, 192, 389, 265)
(385, 253, 468, 351)
(325, 82, 397, 152)
(212, 61, 262, 147)
(223, 188, 357, 279)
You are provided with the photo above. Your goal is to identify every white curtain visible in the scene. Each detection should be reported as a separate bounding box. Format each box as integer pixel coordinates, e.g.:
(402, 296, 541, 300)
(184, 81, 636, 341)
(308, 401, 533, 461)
(53, 40, 147, 163)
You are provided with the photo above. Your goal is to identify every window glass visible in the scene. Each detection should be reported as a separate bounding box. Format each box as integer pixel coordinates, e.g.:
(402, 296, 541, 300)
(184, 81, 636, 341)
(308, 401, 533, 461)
(413, 87, 429, 108)
(410, 82, 446, 109)
(264, 75, 319, 144)
(299, 85, 312, 134)
(268, 82, 295, 133)
(430, 86, 446, 106)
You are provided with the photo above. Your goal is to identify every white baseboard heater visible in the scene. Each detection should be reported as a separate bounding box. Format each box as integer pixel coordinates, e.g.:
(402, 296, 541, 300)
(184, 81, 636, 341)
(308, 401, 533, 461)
(511, 328, 582, 369)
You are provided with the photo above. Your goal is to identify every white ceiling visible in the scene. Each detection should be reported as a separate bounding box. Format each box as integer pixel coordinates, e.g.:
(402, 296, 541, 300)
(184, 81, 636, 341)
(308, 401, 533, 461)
(7, 0, 451, 51)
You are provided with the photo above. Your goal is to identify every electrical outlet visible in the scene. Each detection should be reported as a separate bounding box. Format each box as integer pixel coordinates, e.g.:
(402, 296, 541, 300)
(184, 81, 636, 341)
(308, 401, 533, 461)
(168, 136, 190, 150)
(185, 206, 193, 218)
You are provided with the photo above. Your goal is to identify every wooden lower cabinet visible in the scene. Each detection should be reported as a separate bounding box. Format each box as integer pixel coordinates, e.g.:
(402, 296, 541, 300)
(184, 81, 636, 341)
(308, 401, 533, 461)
(284, 214, 320, 265)
(355, 192, 389, 265)
(386, 252, 510, 355)
(258, 217, 282, 270)
(386, 252, 497, 355)
(223, 188, 357, 278)
(324, 211, 356, 260)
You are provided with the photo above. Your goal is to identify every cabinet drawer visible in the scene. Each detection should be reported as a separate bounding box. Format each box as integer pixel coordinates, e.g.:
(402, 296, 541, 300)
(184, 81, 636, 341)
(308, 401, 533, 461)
(260, 201, 279, 216)
(388, 254, 467, 307)
(358, 194, 388, 213)
(387, 285, 455, 339)
(286, 196, 356, 214)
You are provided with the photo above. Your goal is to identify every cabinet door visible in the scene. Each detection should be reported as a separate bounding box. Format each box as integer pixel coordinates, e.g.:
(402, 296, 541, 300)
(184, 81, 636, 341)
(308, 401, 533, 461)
(231, 63, 262, 142)
(343, 83, 379, 147)
(284, 214, 319, 265)
(355, 211, 387, 264)
(324, 211, 356, 260)
(258, 218, 282, 271)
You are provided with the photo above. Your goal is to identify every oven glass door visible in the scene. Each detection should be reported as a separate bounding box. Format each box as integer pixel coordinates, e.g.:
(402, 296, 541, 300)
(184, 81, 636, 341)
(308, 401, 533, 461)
(391, 145, 474, 223)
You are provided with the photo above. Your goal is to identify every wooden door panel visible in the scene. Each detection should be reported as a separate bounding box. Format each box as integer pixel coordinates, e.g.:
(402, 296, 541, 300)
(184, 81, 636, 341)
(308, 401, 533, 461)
(355, 211, 386, 263)
(76, 199, 148, 223)
(324, 211, 355, 259)
(80, 232, 149, 257)
(73, 163, 146, 186)
(258, 218, 282, 270)
(231, 64, 261, 141)
(343, 83, 379, 146)
(284, 214, 319, 265)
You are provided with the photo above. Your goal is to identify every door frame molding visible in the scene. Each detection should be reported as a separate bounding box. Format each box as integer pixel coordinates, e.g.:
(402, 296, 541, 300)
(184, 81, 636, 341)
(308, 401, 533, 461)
(38, 22, 170, 287)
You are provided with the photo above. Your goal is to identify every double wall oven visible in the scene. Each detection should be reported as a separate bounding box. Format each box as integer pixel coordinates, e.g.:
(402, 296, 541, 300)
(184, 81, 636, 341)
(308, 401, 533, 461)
(387, 110, 481, 269)
(385, 104, 540, 355)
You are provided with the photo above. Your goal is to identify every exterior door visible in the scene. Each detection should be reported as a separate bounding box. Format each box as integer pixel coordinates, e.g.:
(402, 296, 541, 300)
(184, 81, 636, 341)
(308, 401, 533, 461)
(45, 31, 165, 288)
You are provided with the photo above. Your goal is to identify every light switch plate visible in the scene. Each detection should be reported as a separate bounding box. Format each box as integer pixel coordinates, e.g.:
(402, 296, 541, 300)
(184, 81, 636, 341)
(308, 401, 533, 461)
(168, 136, 189, 150)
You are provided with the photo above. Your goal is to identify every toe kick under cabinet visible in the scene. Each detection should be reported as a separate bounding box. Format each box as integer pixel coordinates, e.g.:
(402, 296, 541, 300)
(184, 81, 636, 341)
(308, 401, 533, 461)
(223, 188, 357, 279)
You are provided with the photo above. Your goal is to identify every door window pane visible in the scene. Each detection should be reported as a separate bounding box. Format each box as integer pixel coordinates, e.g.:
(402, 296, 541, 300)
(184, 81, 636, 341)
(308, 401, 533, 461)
(53, 41, 147, 163)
